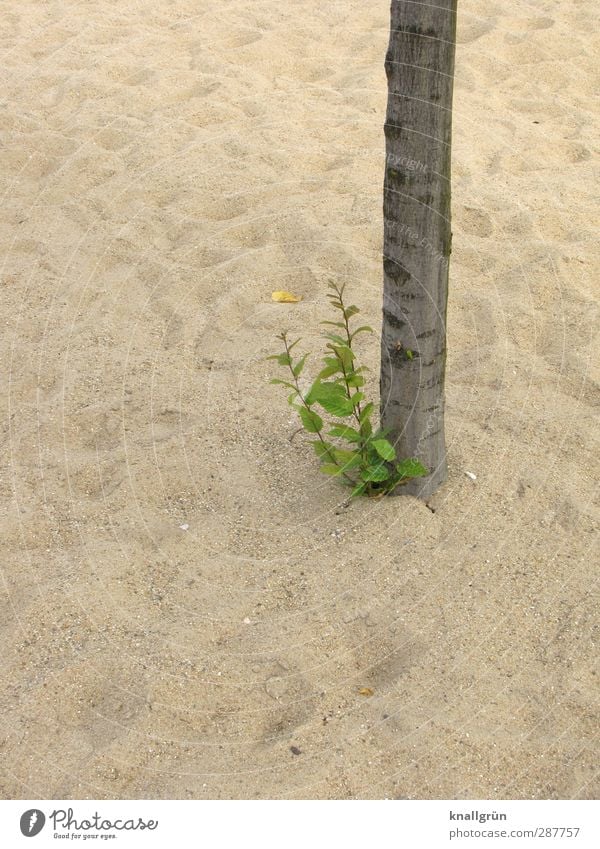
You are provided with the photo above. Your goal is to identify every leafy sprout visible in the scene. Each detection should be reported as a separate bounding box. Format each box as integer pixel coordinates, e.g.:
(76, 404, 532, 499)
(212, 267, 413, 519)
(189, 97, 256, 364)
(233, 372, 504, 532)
(268, 281, 427, 498)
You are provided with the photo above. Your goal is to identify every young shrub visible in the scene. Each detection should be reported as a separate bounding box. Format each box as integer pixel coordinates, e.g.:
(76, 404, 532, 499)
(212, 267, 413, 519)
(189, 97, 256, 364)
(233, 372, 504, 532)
(268, 282, 427, 498)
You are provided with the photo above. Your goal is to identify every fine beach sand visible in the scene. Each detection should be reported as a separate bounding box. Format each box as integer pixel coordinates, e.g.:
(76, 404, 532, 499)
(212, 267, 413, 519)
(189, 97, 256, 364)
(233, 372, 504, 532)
(1, 0, 598, 799)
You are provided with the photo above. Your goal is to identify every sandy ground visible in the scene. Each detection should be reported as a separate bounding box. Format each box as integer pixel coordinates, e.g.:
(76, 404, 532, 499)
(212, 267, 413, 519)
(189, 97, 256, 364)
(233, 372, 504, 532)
(0, 0, 598, 800)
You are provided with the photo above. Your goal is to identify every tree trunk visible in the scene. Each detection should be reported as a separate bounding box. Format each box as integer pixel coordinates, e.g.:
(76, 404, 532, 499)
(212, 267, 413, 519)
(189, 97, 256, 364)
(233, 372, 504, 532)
(381, 1, 457, 500)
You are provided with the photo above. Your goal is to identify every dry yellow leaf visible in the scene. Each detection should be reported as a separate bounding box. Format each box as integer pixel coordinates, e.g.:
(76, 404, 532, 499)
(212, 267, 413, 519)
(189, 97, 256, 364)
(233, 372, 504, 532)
(358, 687, 374, 697)
(271, 290, 302, 303)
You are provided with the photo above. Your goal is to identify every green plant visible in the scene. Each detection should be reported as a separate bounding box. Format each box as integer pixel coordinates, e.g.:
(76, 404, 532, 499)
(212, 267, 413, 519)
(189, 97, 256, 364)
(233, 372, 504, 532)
(268, 282, 427, 498)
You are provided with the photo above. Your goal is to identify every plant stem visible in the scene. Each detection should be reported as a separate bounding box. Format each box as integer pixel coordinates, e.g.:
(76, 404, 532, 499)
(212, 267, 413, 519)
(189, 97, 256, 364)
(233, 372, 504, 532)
(341, 312, 363, 419)
(334, 287, 371, 476)
(282, 335, 356, 487)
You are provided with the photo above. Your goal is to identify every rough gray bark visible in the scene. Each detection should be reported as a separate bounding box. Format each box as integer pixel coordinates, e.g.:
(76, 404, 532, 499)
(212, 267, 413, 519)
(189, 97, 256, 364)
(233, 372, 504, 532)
(381, 0, 457, 500)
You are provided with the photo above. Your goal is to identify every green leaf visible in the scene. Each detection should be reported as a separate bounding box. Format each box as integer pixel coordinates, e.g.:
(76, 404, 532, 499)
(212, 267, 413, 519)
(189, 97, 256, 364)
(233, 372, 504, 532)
(360, 419, 373, 438)
(321, 320, 346, 329)
(350, 481, 367, 498)
(341, 349, 355, 371)
(317, 364, 341, 380)
(276, 352, 291, 366)
(323, 332, 348, 347)
(395, 458, 428, 479)
(308, 382, 354, 417)
(372, 439, 396, 462)
(344, 305, 360, 319)
(293, 353, 308, 377)
(327, 279, 345, 293)
(321, 395, 354, 417)
(346, 373, 365, 388)
(304, 379, 319, 404)
(361, 464, 390, 483)
(332, 447, 361, 469)
(312, 440, 335, 460)
(329, 425, 362, 443)
(270, 378, 297, 391)
(359, 402, 374, 424)
(349, 391, 365, 406)
(325, 343, 354, 371)
(298, 407, 323, 433)
(319, 356, 345, 378)
(350, 325, 373, 339)
(320, 463, 345, 477)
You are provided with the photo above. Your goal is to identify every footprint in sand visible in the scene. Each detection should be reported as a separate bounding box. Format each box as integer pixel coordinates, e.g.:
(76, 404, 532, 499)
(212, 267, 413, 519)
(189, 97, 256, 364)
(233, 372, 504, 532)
(371, 639, 427, 691)
(69, 459, 124, 500)
(186, 80, 221, 99)
(66, 406, 123, 451)
(222, 30, 262, 49)
(457, 206, 494, 238)
(122, 67, 155, 87)
(94, 128, 132, 151)
(148, 408, 191, 445)
(201, 195, 249, 221)
(260, 661, 319, 743)
(523, 17, 555, 31)
(86, 682, 149, 748)
(457, 17, 496, 44)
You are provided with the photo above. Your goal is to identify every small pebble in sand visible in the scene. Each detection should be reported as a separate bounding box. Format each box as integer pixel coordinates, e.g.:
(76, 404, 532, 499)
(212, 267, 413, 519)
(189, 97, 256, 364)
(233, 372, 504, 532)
(179, 523, 189, 530)
(243, 617, 251, 624)
(464, 471, 477, 481)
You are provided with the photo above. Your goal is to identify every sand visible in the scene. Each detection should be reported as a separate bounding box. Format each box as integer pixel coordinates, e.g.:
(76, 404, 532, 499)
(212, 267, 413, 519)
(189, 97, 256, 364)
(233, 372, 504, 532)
(0, 0, 598, 799)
